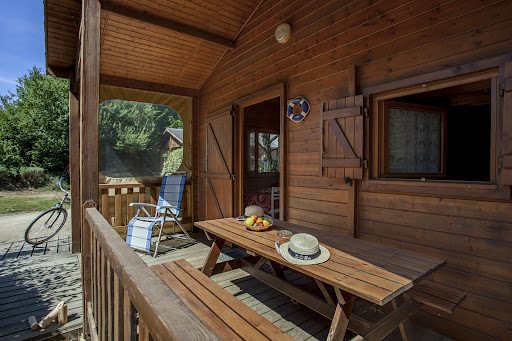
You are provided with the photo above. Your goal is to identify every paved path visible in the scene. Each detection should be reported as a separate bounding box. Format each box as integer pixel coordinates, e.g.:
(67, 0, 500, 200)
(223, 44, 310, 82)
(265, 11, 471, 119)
(0, 211, 72, 244)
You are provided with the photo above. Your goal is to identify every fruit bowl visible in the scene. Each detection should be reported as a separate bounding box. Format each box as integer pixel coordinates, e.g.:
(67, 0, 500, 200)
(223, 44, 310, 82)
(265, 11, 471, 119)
(244, 215, 273, 231)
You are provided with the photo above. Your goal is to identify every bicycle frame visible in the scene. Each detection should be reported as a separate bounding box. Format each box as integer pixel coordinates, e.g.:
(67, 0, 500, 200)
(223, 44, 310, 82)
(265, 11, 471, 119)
(55, 177, 71, 208)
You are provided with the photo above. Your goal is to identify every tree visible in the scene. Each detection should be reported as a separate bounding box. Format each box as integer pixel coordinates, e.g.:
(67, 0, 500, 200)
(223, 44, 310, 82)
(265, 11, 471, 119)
(99, 100, 182, 176)
(0, 67, 69, 172)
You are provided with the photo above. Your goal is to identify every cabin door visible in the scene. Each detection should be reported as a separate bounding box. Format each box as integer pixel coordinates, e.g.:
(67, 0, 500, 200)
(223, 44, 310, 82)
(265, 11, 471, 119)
(205, 107, 235, 219)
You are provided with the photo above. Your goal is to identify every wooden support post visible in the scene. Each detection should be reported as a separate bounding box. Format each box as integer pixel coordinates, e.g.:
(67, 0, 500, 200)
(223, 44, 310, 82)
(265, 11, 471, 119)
(123, 290, 137, 341)
(80, 0, 101, 335)
(69, 69, 81, 253)
(113, 273, 123, 340)
(114, 188, 122, 226)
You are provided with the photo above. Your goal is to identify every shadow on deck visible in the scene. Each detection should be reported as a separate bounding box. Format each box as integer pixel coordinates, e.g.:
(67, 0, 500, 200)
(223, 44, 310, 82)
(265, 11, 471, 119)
(0, 236, 83, 341)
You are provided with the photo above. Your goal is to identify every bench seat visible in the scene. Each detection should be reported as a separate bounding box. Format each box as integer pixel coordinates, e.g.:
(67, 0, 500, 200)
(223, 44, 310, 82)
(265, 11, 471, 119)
(405, 280, 466, 313)
(152, 259, 294, 341)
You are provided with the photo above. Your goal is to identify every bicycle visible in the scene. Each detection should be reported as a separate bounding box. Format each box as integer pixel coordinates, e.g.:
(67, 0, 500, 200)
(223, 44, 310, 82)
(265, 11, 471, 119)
(24, 177, 70, 245)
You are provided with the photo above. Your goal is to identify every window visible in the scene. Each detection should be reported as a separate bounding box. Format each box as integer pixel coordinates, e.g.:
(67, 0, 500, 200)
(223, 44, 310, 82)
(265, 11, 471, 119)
(372, 74, 497, 184)
(246, 129, 279, 174)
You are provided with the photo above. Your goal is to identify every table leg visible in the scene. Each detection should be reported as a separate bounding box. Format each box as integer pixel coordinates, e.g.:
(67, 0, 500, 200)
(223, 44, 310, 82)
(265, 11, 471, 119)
(392, 296, 415, 341)
(269, 260, 286, 279)
(201, 236, 225, 277)
(328, 300, 355, 341)
(327, 290, 355, 341)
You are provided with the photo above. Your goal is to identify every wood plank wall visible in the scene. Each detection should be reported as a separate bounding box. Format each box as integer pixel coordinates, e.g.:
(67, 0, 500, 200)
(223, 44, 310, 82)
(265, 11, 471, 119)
(198, 0, 512, 339)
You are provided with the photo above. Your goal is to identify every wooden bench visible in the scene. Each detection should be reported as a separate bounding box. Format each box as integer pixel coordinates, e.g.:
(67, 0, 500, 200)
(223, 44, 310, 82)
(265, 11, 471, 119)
(405, 280, 466, 313)
(152, 259, 294, 341)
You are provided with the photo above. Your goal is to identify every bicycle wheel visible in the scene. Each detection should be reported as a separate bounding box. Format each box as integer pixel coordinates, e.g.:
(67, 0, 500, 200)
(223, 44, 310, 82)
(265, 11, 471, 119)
(25, 207, 68, 245)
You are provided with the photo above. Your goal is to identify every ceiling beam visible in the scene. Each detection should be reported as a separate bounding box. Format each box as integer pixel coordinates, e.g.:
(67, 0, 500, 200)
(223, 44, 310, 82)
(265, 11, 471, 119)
(100, 1, 234, 49)
(100, 74, 198, 97)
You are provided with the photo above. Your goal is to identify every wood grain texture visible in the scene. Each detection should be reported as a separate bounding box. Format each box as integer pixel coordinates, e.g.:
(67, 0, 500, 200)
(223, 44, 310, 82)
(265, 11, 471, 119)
(86, 208, 218, 340)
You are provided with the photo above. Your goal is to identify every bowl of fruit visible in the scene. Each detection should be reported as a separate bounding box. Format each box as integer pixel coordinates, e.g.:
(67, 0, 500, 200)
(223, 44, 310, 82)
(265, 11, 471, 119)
(244, 215, 273, 231)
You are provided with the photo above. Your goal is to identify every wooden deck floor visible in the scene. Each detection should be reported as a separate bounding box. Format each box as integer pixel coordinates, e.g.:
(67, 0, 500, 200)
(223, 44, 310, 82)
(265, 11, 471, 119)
(0, 232, 451, 341)
(0, 236, 82, 341)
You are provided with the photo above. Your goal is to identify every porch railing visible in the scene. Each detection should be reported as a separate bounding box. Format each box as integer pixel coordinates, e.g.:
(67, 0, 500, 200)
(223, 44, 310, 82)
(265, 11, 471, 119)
(84, 207, 217, 340)
(98, 180, 193, 233)
(99, 182, 161, 228)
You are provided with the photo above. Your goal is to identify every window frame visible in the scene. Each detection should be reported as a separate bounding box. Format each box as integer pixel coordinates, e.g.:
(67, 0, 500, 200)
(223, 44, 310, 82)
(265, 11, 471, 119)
(363, 67, 505, 199)
(245, 127, 279, 175)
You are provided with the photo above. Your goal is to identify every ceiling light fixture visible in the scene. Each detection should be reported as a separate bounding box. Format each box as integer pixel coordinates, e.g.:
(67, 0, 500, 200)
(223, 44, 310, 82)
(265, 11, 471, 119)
(275, 23, 291, 44)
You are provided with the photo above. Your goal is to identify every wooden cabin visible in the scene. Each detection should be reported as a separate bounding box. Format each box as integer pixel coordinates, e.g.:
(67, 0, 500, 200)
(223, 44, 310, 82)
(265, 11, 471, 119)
(45, 0, 512, 340)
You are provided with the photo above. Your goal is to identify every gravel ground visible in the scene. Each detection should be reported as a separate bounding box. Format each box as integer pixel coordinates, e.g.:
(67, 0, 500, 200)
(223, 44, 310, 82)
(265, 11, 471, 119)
(0, 211, 72, 244)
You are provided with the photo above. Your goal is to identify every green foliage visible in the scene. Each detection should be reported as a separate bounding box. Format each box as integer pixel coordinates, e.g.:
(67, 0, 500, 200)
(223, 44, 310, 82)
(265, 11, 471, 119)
(19, 166, 50, 188)
(99, 100, 182, 175)
(162, 148, 183, 174)
(0, 165, 19, 190)
(0, 67, 69, 173)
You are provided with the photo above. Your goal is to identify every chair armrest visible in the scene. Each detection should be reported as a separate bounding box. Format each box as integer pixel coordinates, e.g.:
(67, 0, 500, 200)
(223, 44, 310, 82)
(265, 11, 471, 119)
(129, 203, 158, 208)
(157, 205, 181, 210)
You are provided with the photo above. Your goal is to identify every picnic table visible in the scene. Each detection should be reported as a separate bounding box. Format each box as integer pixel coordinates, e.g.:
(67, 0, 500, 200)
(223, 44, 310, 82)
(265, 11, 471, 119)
(194, 218, 452, 341)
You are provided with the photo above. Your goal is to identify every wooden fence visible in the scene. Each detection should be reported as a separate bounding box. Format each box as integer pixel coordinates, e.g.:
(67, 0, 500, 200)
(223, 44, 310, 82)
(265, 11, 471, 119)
(98, 180, 193, 233)
(84, 208, 217, 340)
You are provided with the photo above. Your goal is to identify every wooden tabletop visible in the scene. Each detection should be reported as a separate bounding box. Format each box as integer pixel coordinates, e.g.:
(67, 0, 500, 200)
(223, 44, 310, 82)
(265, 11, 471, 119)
(195, 218, 446, 306)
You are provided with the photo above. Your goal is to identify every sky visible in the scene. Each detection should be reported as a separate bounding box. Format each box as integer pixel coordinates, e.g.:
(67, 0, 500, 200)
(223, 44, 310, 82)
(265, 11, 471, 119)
(0, 1, 45, 97)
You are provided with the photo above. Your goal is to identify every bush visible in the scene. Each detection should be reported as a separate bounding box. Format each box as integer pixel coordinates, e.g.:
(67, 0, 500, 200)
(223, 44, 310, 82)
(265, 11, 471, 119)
(0, 166, 19, 190)
(19, 167, 50, 188)
(162, 148, 183, 174)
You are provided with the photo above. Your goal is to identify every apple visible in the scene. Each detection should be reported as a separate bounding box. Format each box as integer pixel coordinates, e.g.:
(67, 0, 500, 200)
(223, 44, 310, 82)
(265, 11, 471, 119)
(245, 217, 255, 226)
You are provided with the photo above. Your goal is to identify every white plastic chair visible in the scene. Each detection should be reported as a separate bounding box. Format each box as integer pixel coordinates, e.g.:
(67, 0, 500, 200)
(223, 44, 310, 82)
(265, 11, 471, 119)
(126, 171, 193, 257)
(269, 186, 280, 219)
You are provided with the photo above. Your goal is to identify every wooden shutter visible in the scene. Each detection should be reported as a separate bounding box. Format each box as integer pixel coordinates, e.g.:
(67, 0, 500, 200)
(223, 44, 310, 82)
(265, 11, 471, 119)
(321, 94, 364, 179)
(205, 107, 235, 219)
(501, 61, 512, 185)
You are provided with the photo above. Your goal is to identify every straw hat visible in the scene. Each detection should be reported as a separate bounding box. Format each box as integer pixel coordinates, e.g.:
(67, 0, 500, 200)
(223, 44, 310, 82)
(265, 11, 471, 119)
(236, 205, 265, 220)
(279, 233, 330, 265)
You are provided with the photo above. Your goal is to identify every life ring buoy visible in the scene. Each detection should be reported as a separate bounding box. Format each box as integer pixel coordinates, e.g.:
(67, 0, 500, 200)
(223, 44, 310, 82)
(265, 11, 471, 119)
(287, 96, 310, 122)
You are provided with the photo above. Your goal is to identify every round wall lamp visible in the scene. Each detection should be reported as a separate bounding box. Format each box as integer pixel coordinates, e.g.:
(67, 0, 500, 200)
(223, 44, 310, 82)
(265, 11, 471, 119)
(275, 23, 291, 44)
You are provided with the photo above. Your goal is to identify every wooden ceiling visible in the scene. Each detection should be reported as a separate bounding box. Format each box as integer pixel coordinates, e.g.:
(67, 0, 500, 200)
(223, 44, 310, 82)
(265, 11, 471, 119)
(45, 0, 261, 94)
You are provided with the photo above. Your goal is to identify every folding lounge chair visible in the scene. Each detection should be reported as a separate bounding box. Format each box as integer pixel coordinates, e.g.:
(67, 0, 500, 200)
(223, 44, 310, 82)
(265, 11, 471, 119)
(126, 171, 193, 257)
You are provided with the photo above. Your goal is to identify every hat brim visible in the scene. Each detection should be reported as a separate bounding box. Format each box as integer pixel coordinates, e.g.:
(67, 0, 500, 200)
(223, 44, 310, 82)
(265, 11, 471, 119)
(279, 243, 330, 265)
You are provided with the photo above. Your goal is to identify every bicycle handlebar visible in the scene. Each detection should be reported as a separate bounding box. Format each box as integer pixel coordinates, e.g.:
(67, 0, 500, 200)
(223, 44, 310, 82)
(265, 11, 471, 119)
(57, 177, 71, 196)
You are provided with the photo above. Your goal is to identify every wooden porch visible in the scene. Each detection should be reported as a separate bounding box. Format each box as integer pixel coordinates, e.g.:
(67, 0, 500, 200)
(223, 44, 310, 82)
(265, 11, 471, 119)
(0, 222, 452, 341)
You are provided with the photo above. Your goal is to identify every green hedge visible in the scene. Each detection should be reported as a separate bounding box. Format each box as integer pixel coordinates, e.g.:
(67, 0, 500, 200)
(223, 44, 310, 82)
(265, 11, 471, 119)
(0, 166, 51, 190)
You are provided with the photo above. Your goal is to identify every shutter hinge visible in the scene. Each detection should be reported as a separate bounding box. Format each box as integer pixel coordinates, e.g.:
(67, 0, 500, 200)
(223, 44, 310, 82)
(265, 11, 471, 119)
(230, 109, 236, 116)
(364, 107, 368, 117)
(498, 157, 503, 170)
(231, 174, 236, 181)
(500, 83, 505, 97)
(363, 159, 368, 168)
